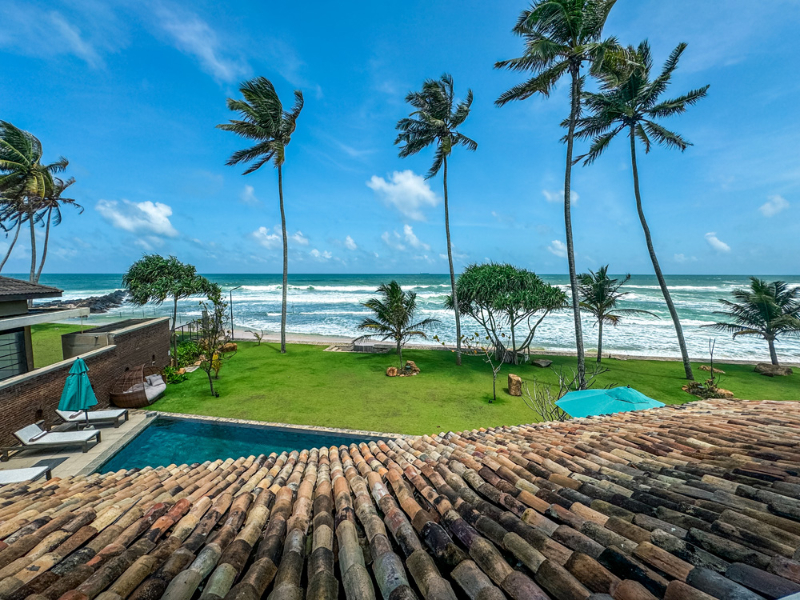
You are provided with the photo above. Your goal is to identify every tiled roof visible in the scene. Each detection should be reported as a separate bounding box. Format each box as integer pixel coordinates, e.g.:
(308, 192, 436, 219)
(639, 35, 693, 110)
(0, 399, 799, 600)
(0, 276, 62, 301)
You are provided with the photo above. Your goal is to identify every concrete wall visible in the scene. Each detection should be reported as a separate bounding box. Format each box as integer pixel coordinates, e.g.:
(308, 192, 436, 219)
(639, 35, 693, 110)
(0, 317, 170, 445)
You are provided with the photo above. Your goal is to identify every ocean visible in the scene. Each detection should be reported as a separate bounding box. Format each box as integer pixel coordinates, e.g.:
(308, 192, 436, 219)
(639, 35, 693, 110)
(29, 273, 800, 363)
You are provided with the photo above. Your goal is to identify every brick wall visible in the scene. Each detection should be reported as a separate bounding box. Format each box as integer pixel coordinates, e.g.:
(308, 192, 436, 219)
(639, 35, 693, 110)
(0, 317, 170, 445)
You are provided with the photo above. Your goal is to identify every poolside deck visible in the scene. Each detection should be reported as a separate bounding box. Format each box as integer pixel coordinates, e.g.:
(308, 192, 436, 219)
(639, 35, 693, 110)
(0, 399, 798, 600)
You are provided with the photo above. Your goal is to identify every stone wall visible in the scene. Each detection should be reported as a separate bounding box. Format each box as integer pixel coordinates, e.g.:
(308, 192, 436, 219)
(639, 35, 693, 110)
(0, 317, 170, 445)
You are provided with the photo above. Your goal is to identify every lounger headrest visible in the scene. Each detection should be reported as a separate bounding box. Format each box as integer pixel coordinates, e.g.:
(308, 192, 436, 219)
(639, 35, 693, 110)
(29, 430, 48, 442)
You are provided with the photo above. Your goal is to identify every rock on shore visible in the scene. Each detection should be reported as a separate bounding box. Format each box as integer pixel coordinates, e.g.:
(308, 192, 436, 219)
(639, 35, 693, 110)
(38, 289, 129, 313)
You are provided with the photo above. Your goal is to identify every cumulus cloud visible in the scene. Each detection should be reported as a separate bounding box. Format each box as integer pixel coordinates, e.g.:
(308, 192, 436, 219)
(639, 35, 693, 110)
(367, 170, 438, 221)
(344, 235, 357, 250)
(759, 194, 789, 217)
(152, 4, 249, 82)
(674, 253, 698, 263)
(381, 231, 406, 251)
(310, 249, 332, 260)
(705, 232, 731, 253)
(240, 185, 259, 205)
(542, 189, 579, 204)
(403, 225, 430, 251)
(252, 226, 281, 249)
(291, 231, 309, 246)
(96, 199, 178, 237)
(547, 240, 568, 258)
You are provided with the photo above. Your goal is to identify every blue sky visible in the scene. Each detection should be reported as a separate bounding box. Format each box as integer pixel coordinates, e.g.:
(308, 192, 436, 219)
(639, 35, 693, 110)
(1, 0, 798, 275)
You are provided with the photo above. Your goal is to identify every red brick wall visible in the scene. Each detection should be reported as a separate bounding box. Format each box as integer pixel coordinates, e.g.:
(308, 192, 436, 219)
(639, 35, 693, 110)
(0, 318, 170, 445)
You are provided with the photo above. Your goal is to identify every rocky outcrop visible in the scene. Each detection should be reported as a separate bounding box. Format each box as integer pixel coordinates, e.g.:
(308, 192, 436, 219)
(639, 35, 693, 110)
(755, 363, 793, 376)
(532, 359, 553, 368)
(508, 373, 522, 396)
(37, 289, 129, 313)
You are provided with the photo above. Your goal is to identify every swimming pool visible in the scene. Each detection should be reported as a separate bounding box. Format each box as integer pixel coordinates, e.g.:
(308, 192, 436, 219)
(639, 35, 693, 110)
(98, 416, 383, 472)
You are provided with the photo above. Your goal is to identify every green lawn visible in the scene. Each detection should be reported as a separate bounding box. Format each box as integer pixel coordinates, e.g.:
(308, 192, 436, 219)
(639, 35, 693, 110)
(30, 323, 83, 369)
(155, 342, 799, 435)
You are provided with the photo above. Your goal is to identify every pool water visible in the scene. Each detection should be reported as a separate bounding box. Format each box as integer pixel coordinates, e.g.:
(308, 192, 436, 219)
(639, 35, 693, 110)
(98, 416, 381, 472)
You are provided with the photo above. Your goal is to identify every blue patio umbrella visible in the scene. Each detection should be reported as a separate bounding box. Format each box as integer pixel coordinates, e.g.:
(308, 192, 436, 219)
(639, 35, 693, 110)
(556, 386, 664, 419)
(59, 358, 98, 425)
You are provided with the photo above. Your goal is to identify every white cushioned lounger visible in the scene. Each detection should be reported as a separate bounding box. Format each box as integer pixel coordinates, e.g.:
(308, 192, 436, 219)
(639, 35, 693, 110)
(1, 423, 101, 461)
(56, 409, 128, 428)
(0, 465, 51, 485)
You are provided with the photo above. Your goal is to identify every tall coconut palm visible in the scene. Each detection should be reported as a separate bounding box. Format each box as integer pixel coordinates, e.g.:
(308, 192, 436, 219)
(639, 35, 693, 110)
(0, 121, 67, 284)
(495, 0, 618, 388)
(358, 281, 439, 363)
(34, 177, 82, 282)
(706, 278, 800, 366)
(573, 41, 709, 380)
(218, 77, 304, 354)
(0, 196, 26, 272)
(578, 265, 658, 363)
(395, 73, 477, 366)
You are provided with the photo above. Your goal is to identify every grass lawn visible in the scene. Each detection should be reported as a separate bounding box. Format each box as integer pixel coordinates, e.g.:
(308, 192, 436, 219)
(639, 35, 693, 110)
(30, 323, 83, 369)
(155, 342, 799, 435)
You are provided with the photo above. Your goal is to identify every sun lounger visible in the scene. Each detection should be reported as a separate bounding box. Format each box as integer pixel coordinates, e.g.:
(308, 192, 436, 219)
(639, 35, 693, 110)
(56, 408, 128, 428)
(0, 465, 52, 485)
(0, 421, 101, 461)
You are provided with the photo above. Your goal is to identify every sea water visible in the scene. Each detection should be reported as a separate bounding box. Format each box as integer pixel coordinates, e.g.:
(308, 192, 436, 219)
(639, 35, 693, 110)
(28, 273, 800, 362)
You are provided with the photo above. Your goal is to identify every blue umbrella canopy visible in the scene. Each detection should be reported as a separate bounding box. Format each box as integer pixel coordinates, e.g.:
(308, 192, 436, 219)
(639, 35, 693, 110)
(556, 386, 664, 419)
(58, 358, 98, 413)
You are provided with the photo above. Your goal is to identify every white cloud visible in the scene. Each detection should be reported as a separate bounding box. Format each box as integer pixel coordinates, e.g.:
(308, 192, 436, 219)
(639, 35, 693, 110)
(547, 240, 568, 258)
(96, 199, 178, 237)
(705, 232, 731, 253)
(310, 249, 332, 260)
(152, 4, 249, 82)
(344, 235, 357, 250)
(291, 231, 309, 246)
(542, 189, 579, 204)
(759, 194, 789, 217)
(403, 224, 430, 251)
(367, 170, 438, 221)
(252, 226, 281, 249)
(674, 253, 698, 263)
(381, 231, 406, 251)
(240, 185, 259, 205)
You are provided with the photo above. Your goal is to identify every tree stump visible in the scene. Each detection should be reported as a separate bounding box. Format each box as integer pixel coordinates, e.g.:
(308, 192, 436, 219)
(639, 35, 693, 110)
(386, 367, 398, 377)
(508, 374, 522, 396)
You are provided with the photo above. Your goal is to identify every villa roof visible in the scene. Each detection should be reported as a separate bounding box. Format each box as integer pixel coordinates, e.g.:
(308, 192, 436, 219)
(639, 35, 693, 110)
(0, 275, 62, 301)
(1, 399, 799, 600)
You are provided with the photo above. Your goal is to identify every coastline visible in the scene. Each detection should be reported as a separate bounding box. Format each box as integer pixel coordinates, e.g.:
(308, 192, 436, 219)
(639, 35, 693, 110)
(230, 329, 800, 367)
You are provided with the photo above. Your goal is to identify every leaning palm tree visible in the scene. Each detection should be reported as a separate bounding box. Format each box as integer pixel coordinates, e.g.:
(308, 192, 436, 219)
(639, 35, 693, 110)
(0, 121, 67, 284)
(217, 77, 304, 354)
(395, 73, 477, 367)
(358, 281, 439, 364)
(495, 0, 618, 388)
(573, 41, 709, 380)
(0, 195, 27, 272)
(34, 177, 82, 282)
(578, 265, 658, 363)
(705, 278, 800, 366)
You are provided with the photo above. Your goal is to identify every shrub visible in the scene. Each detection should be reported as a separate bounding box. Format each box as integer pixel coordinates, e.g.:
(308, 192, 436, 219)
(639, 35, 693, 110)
(176, 340, 202, 367)
(163, 365, 187, 384)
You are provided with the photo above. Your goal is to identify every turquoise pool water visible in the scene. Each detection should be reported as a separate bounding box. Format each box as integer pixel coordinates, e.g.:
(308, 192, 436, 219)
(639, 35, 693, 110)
(98, 416, 381, 472)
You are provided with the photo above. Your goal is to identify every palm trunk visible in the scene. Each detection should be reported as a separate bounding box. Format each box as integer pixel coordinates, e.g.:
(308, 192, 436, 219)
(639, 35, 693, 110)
(442, 156, 462, 366)
(28, 209, 36, 283)
(0, 221, 21, 273)
(278, 164, 288, 354)
(767, 338, 778, 365)
(597, 319, 603, 364)
(629, 126, 694, 380)
(565, 67, 586, 388)
(35, 208, 52, 283)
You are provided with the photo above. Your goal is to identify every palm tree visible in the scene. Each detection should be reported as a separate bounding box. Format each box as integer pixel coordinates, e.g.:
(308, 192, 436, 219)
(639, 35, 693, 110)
(573, 41, 709, 380)
(218, 77, 304, 354)
(34, 177, 82, 282)
(0, 196, 26, 272)
(578, 265, 658, 363)
(0, 121, 67, 284)
(395, 74, 477, 367)
(495, 0, 618, 388)
(358, 281, 439, 363)
(705, 278, 800, 366)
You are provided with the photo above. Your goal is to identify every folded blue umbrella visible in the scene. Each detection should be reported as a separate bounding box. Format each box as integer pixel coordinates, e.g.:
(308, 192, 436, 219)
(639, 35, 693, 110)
(59, 358, 98, 424)
(556, 386, 664, 419)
